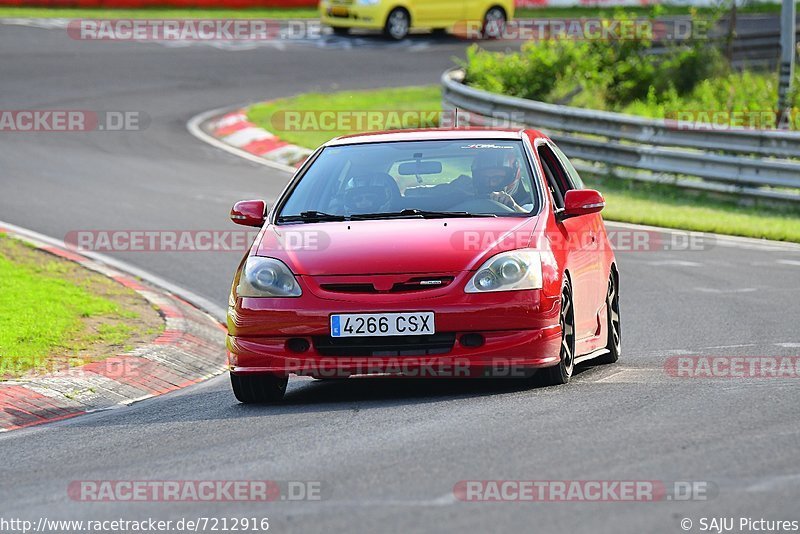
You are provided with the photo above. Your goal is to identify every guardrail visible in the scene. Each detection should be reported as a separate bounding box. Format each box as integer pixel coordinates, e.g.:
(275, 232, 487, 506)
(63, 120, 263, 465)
(441, 68, 800, 203)
(661, 18, 800, 70)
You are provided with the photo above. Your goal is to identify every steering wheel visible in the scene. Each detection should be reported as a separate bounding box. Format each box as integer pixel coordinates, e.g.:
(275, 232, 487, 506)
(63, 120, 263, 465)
(448, 198, 515, 214)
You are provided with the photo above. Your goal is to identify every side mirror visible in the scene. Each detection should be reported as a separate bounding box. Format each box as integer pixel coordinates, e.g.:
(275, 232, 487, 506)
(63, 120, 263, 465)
(560, 189, 605, 220)
(230, 200, 267, 227)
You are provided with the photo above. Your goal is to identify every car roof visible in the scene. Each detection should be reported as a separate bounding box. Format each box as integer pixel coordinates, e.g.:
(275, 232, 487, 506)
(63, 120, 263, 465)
(324, 128, 546, 147)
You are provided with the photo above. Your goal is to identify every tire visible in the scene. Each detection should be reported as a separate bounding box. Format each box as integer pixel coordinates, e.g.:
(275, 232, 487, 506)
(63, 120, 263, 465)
(230, 373, 287, 404)
(331, 26, 350, 36)
(596, 270, 621, 364)
(384, 8, 410, 40)
(540, 278, 576, 386)
(482, 6, 506, 39)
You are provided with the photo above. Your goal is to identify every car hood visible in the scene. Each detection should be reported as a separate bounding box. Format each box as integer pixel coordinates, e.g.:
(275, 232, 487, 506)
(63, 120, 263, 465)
(255, 217, 539, 275)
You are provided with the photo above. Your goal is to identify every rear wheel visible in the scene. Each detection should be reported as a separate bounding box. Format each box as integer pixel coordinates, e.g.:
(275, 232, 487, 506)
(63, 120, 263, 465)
(230, 373, 287, 404)
(540, 279, 575, 386)
(596, 271, 621, 364)
(384, 8, 410, 40)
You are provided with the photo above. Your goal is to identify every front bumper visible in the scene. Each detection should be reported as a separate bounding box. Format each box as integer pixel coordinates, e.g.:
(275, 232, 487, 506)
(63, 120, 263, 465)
(227, 283, 562, 378)
(319, 2, 387, 30)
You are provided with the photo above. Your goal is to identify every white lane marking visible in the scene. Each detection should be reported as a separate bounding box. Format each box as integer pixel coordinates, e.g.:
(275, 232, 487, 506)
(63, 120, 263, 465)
(747, 473, 800, 492)
(0, 17, 69, 28)
(637, 349, 692, 357)
(593, 368, 662, 383)
(186, 106, 297, 174)
(308, 492, 459, 508)
(777, 259, 800, 266)
(593, 370, 628, 382)
(693, 287, 757, 294)
(646, 260, 703, 267)
(775, 342, 800, 348)
(697, 343, 758, 350)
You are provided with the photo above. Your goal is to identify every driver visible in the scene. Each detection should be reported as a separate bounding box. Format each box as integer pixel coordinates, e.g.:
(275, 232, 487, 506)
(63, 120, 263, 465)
(470, 151, 529, 213)
(343, 172, 397, 215)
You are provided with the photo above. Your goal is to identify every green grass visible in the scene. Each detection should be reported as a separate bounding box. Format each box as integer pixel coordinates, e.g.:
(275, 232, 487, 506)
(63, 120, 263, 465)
(0, 6, 317, 19)
(586, 176, 800, 242)
(246, 85, 800, 243)
(247, 85, 443, 149)
(0, 235, 142, 377)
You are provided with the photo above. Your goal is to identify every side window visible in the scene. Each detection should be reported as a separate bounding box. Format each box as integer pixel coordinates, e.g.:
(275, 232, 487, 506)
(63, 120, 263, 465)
(551, 143, 585, 190)
(537, 144, 572, 210)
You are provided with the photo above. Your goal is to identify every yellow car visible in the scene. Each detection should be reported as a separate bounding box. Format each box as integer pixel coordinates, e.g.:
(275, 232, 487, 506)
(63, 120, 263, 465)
(319, 0, 515, 40)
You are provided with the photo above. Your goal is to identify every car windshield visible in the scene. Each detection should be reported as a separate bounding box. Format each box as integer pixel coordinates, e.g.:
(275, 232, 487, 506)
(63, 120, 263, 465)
(277, 139, 539, 221)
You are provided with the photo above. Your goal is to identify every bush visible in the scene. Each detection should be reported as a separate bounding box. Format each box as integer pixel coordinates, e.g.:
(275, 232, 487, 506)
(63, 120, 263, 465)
(459, 10, 800, 123)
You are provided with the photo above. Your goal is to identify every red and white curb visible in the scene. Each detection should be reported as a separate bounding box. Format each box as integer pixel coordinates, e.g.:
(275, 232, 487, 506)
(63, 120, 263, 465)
(192, 106, 312, 172)
(0, 225, 227, 432)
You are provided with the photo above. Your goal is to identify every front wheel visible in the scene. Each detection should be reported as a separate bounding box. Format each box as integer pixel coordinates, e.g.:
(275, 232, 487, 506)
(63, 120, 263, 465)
(384, 8, 410, 40)
(596, 271, 621, 364)
(331, 26, 350, 36)
(539, 279, 575, 386)
(230, 373, 287, 404)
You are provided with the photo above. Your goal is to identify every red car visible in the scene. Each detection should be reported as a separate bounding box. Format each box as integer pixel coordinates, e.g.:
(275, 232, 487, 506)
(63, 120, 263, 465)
(227, 129, 620, 403)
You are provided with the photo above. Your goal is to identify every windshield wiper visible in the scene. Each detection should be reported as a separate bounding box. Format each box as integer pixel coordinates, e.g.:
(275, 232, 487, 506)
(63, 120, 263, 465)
(277, 211, 348, 223)
(351, 209, 496, 220)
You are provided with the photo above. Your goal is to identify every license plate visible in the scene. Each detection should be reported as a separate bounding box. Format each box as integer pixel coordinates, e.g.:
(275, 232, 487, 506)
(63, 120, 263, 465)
(330, 6, 349, 16)
(331, 312, 435, 338)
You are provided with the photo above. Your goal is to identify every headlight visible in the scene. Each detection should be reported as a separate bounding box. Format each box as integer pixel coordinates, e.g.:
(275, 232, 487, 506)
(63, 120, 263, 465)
(237, 257, 302, 298)
(465, 250, 543, 293)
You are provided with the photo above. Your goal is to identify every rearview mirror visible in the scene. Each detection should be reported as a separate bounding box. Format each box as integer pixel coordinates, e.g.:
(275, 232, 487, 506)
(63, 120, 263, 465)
(398, 161, 443, 176)
(230, 200, 267, 227)
(560, 189, 604, 220)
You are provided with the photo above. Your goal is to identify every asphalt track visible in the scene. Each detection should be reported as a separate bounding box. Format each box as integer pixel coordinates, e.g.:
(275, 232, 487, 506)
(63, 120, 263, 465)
(1, 21, 800, 534)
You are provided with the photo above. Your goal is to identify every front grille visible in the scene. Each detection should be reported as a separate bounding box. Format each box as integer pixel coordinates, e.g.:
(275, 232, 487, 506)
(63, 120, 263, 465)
(320, 283, 378, 294)
(320, 277, 454, 295)
(314, 333, 456, 357)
